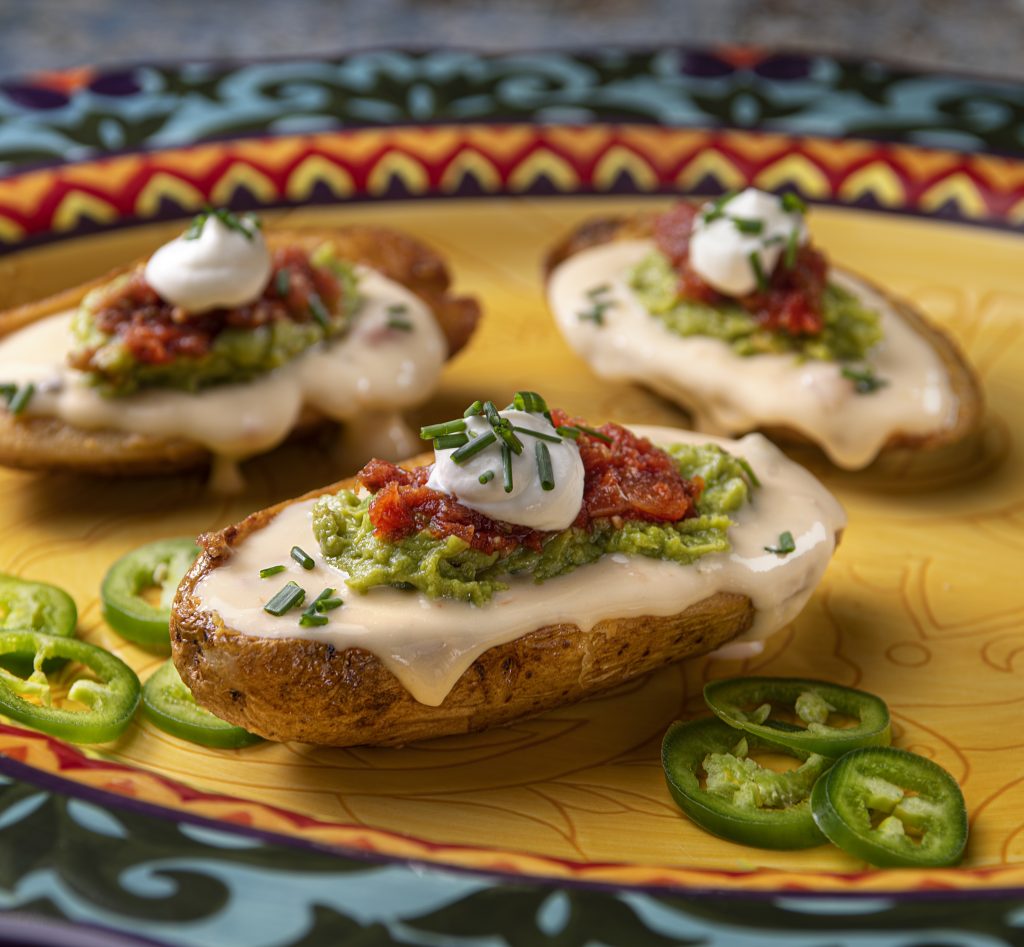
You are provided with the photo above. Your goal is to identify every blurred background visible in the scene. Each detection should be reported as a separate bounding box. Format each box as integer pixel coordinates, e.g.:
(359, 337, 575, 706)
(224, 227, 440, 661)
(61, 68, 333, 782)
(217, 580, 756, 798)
(2, 0, 1023, 79)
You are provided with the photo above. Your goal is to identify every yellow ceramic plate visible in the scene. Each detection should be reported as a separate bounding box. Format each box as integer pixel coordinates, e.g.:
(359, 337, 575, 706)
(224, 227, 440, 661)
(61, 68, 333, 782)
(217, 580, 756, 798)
(0, 121, 1021, 896)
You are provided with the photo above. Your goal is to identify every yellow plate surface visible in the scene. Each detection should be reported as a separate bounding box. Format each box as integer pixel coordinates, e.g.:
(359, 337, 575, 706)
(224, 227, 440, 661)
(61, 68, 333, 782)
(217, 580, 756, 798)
(0, 197, 1021, 892)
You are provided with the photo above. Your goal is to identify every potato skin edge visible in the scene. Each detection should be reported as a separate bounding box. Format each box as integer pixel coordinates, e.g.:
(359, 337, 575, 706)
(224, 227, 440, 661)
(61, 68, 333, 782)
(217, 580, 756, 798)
(170, 460, 756, 747)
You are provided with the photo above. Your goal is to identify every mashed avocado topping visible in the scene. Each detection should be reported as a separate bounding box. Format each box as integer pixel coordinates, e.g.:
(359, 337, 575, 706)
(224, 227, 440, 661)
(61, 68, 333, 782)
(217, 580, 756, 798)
(311, 442, 752, 605)
(70, 243, 360, 396)
(628, 250, 882, 361)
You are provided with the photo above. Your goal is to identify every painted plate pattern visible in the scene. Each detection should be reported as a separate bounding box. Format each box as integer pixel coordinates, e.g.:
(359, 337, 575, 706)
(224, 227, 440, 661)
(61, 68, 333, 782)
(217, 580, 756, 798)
(0, 47, 1022, 945)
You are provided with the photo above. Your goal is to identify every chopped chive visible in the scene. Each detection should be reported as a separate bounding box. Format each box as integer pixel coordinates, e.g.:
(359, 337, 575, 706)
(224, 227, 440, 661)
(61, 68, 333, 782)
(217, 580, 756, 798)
(316, 597, 344, 611)
(387, 303, 409, 316)
(463, 400, 484, 417)
(576, 424, 613, 444)
(841, 366, 888, 394)
(781, 192, 807, 214)
(434, 432, 470, 450)
(494, 421, 524, 456)
(306, 587, 335, 610)
(555, 425, 581, 440)
(701, 190, 737, 224)
(7, 383, 34, 416)
(732, 217, 764, 235)
(259, 565, 286, 579)
(420, 418, 468, 439)
(764, 531, 796, 556)
(578, 300, 611, 325)
(299, 612, 329, 627)
(501, 443, 514, 493)
(478, 469, 495, 484)
(308, 295, 331, 328)
(290, 546, 315, 570)
(784, 227, 800, 269)
(0, 384, 16, 403)
(264, 581, 305, 616)
(451, 430, 496, 464)
(512, 390, 549, 414)
(535, 442, 555, 491)
(510, 425, 561, 444)
(482, 400, 502, 427)
(275, 268, 291, 297)
(737, 457, 761, 489)
(585, 283, 612, 299)
(748, 251, 769, 292)
(387, 317, 413, 331)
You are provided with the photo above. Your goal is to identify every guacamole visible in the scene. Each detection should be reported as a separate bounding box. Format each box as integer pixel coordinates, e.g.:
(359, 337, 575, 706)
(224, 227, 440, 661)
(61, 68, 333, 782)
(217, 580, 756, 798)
(628, 250, 882, 361)
(312, 443, 753, 605)
(70, 245, 360, 396)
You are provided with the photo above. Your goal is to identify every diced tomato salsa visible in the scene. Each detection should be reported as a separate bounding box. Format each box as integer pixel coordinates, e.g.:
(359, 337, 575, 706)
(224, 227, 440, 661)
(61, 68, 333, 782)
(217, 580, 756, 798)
(653, 201, 828, 337)
(358, 410, 703, 554)
(71, 246, 343, 369)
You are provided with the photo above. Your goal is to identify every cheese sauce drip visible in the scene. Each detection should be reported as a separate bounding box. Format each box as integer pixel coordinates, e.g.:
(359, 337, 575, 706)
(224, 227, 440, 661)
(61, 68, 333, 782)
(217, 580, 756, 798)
(690, 188, 807, 297)
(0, 267, 447, 462)
(194, 428, 846, 707)
(547, 239, 958, 470)
(426, 408, 585, 531)
(145, 212, 272, 313)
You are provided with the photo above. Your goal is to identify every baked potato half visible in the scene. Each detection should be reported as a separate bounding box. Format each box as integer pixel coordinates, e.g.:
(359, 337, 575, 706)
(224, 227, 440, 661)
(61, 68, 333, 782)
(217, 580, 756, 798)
(0, 226, 479, 476)
(544, 211, 983, 467)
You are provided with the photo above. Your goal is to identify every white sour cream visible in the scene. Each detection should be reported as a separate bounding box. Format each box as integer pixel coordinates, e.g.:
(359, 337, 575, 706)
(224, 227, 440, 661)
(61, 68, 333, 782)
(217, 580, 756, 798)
(426, 408, 585, 531)
(548, 239, 957, 470)
(145, 213, 272, 313)
(0, 267, 447, 464)
(193, 427, 846, 707)
(690, 188, 806, 297)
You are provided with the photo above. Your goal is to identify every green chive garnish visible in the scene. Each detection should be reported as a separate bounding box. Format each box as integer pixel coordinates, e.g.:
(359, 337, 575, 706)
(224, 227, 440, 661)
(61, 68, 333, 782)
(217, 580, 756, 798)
(306, 587, 334, 609)
(841, 366, 888, 394)
(388, 303, 408, 316)
(7, 383, 35, 416)
(308, 295, 331, 328)
(555, 425, 581, 440)
(784, 227, 800, 269)
(0, 384, 16, 403)
(387, 317, 413, 331)
(536, 442, 555, 491)
(264, 581, 305, 616)
(782, 192, 807, 214)
(275, 269, 291, 297)
(765, 531, 796, 556)
(511, 425, 561, 444)
(463, 400, 484, 417)
(732, 217, 764, 235)
(420, 418, 468, 439)
(259, 565, 286, 579)
(737, 457, 761, 489)
(299, 612, 329, 627)
(501, 443, 514, 493)
(482, 400, 502, 427)
(512, 390, 549, 414)
(578, 300, 611, 325)
(495, 422, 524, 456)
(748, 251, 769, 292)
(576, 424, 613, 444)
(290, 546, 315, 570)
(316, 597, 344, 611)
(451, 431, 496, 464)
(585, 283, 611, 299)
(701, 191, 736, 224)
(478, 470, 495, 484)
(434, 432, 470, 450)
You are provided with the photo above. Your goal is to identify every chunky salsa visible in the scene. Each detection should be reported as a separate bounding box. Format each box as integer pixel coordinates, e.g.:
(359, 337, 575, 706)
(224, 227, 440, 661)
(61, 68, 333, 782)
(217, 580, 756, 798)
(69, 245, 358, 395)
(359, 410, 703, 556)
(653, 202, 828, 338)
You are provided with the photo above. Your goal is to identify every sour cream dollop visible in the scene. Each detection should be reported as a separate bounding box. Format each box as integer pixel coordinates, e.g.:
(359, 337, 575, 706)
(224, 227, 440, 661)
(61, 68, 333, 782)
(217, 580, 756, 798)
(689, 188, 807, 298)
(427, 408, 585, 531)
(144, 212, 272, 313)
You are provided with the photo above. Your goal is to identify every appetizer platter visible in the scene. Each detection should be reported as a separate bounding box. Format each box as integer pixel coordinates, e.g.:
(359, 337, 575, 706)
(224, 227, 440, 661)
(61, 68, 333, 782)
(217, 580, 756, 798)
(0, 47, 1022, 944)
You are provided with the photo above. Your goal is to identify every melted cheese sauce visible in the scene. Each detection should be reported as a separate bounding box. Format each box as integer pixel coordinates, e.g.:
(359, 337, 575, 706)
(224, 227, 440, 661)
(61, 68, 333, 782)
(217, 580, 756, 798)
(0, 267, 447, 462)
(548, 239, 958, 470)
(194, 428, 846, 706)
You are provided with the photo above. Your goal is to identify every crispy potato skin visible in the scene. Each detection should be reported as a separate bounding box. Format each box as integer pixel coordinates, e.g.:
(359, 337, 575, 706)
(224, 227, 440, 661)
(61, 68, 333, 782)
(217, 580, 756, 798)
(171, 459, 755, 747)
(544, 213, 983, 457)
(0, 227, 480, 475)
